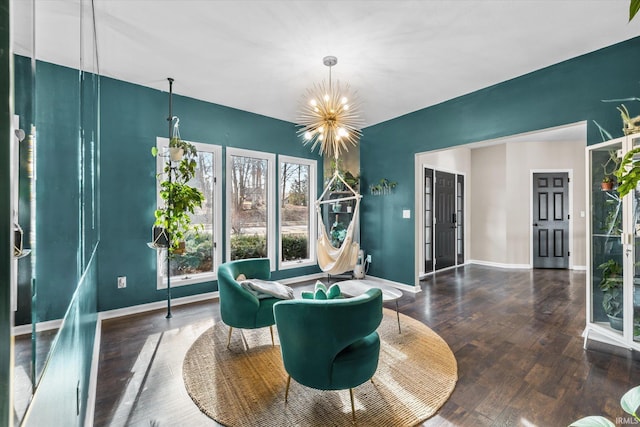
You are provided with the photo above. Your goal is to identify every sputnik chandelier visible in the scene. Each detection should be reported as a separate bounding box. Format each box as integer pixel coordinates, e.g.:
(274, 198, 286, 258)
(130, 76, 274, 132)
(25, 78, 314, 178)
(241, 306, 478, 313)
(297, 56, 363, 159)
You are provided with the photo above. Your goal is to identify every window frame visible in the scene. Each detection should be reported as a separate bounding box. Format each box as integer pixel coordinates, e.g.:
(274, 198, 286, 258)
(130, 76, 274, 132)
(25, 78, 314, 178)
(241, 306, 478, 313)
(155, 137, 222, 289)
(225, 147, 276, 270)
(277, 155, 317, 270)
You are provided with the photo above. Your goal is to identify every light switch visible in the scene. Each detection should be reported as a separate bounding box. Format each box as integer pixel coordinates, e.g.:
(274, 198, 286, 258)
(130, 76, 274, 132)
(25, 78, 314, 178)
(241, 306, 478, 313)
(402, 209, 411, 219)
(580, 211, 585, 218)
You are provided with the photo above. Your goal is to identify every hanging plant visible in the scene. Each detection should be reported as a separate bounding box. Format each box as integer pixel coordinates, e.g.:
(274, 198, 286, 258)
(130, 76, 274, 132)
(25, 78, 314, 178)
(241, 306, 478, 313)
(151, 118, 204, 254)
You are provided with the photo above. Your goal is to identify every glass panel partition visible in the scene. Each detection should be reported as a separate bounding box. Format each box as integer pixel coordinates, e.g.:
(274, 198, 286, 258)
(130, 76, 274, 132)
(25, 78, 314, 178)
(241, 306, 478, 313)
(589, 141, 624, 334)
(12, 0, 101, 425)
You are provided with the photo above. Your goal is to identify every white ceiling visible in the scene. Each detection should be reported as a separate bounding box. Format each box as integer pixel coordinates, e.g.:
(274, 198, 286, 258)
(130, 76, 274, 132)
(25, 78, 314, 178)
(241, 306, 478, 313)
(11, 0, 640, 127)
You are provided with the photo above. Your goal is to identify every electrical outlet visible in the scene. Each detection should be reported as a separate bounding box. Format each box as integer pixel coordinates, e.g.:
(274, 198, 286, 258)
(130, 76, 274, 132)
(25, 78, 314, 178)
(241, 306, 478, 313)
(117, 276, 127, 289)
(366, 254, 372, 263)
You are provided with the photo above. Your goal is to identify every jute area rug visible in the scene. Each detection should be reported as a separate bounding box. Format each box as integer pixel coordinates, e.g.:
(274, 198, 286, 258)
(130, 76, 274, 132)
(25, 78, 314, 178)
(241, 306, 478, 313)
(183, 309, 457, 426)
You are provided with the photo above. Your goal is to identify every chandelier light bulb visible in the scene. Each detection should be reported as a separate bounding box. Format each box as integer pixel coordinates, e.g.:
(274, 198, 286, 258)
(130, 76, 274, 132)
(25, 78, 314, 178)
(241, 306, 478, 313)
(296, 55, 363, 158)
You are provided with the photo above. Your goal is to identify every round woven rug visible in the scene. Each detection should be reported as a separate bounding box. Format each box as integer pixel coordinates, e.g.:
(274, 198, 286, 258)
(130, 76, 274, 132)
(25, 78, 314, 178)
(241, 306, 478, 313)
(183, 309, 457, 426)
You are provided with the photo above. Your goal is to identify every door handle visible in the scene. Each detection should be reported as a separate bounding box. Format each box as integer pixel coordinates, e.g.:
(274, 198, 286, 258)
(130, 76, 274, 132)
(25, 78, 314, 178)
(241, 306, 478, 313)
(533, 223, 539, 226)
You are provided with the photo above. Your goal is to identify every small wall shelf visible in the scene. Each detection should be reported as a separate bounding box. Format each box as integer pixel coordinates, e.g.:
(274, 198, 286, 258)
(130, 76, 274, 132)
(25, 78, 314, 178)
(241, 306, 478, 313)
(14, 249, 31, 260)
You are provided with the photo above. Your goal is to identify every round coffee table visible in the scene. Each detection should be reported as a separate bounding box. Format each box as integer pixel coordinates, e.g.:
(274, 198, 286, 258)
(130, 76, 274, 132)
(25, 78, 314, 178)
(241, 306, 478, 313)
(337, 279, 403, 333)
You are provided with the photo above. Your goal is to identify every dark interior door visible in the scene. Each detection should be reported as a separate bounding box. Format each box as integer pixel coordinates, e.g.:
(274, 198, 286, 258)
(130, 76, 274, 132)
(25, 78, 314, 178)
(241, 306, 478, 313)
(435, 171, 456, 270)
(533, 172, 569, 269)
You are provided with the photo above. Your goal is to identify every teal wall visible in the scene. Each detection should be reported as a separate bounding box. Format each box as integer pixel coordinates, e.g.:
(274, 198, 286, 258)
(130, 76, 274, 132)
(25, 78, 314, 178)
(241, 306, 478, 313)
(13, 55, 33, 326)
(22, 250, 98, 426)
(360, 36, 640, 285)
(1, 0, 11, 425)
(33, 60, 82, 321)
(98, 76, 322, 312)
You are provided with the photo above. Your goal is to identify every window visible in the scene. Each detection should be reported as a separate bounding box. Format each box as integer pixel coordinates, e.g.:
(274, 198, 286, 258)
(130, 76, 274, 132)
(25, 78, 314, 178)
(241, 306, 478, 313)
(278, 156, 317, 269)
(156, 138, 222, 289)
(226, 148, 275, 267)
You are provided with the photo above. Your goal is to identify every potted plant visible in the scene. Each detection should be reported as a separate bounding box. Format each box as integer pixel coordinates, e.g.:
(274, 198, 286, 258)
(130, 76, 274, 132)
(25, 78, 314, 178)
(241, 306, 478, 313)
(168, 135, 197, 162)
(598, 258, 624, 330)
(599, 149, 620, 191)
(14, 222, 23, 257)
(601, 175, 614, 191)
(329, 220, 347, 247)
(151, 137, 204, 255)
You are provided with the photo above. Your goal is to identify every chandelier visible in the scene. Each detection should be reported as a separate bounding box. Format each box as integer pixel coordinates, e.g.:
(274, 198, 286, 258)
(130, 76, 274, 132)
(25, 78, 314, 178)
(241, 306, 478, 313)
(297, 56, 363, 159)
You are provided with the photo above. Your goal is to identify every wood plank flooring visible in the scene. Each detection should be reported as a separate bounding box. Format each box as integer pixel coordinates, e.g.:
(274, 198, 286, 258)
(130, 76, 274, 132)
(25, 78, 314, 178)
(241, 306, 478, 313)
(93, 266, 640, 426)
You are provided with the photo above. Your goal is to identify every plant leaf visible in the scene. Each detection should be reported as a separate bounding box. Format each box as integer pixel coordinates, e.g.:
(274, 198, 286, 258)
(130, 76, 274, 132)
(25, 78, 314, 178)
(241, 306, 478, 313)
(151, 146, 158, 157)
(569, 416, 615, 427)
(621, 385, 640, 416)
(631, 0, 640, 22)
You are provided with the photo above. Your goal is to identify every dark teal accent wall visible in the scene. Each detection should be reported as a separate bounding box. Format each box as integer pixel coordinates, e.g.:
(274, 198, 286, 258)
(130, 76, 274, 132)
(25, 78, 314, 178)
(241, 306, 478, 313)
(22, 250, 98, 427)
(13, 54, 34, 326)
(98, 76, 321, 312)
(32, 60, 82, 321)
(360, 36, 640, 286)
(0, 0, 11, 425)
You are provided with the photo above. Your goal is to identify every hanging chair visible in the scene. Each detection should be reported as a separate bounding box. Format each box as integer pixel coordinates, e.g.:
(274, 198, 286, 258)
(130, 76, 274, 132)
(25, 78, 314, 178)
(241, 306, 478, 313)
(316, 170, 362, 275)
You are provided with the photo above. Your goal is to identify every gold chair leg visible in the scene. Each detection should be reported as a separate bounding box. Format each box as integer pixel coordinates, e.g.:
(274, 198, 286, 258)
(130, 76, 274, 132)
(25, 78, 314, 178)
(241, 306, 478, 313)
(270, 325, 274, 346)
(227, 326, 233, 349)
(370, 377, 375, 385)
(349, 388, 356, 423)
(285, 375, 291, 403)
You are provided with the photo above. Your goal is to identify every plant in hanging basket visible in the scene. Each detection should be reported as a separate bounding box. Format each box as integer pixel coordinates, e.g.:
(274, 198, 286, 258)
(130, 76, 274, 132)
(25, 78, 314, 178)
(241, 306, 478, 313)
(14, 223, 23, 256)
(152, 138, 204, 255)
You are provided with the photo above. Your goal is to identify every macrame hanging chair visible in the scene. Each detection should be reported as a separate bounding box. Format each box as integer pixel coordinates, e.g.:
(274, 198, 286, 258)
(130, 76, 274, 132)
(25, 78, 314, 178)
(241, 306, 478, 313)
(316, 169, 362, 275)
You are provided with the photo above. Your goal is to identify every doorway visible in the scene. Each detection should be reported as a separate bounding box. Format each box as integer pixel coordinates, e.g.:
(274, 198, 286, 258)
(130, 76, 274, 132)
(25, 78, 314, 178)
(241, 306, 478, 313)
(532, 172, 570, 269)
(424, 168, 465, 273)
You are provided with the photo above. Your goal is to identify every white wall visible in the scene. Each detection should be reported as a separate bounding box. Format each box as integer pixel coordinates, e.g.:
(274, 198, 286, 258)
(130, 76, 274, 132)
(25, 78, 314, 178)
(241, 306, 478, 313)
(415, 124, 587, 275)
(505, 139, 586, 267)
(470, 144, 508, 264)
(468, 138, 586, 268)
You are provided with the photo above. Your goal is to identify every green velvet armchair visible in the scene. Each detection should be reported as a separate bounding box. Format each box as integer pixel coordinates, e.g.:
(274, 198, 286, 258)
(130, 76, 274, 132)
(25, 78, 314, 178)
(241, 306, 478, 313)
(217, 258, 278, 348)
(273, 288, 383, 422)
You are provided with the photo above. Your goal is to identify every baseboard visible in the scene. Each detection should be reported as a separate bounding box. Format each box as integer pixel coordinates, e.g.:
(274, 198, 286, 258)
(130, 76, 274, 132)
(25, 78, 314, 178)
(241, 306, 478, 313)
(98, 291, 219, 321)
(468, 259, 587, 271)
(363, 275, 422, 294)
(84, 317, 101, 427)
(467, 259, 532, 269)
(12, 318, 63, 337)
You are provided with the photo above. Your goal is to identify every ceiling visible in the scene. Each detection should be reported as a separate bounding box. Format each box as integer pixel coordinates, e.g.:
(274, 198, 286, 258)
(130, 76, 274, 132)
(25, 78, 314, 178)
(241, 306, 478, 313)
(11, 1, 640, 127)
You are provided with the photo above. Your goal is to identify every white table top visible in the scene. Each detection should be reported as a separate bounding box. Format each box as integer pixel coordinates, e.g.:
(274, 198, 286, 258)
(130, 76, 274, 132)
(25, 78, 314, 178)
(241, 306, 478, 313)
(337, 279, 403, 302)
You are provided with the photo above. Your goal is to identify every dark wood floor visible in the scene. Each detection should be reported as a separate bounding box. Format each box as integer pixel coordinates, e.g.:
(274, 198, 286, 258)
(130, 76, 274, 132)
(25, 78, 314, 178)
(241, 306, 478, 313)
(93, 266, 640, 426)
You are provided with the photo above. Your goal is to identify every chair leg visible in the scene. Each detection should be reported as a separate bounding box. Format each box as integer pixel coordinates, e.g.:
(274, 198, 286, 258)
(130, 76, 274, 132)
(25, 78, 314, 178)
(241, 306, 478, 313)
(270, 325, 274, 346)
(349, 388, 356, 423)
(285, 375, 291, 403)
(227, 326, 233, 349)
